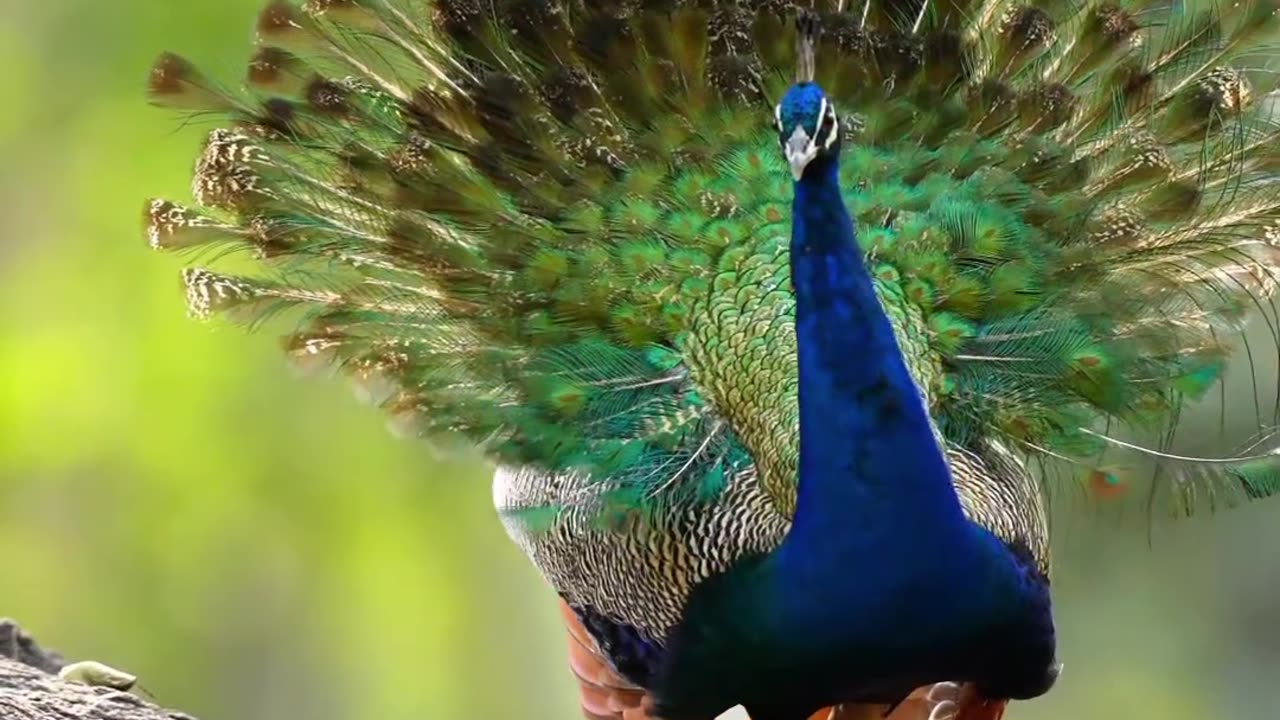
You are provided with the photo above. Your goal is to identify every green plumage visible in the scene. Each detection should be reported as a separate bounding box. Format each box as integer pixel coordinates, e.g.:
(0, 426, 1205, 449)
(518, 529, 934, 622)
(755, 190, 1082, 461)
(147, 0, 1280, 644)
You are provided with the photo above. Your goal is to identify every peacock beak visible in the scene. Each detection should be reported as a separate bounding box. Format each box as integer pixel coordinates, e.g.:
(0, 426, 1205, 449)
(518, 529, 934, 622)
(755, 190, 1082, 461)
(785, 125, 818, 181)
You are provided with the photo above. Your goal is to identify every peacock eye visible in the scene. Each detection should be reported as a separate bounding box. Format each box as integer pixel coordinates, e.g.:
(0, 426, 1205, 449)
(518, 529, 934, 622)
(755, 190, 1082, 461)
(774, 104, 783, 132)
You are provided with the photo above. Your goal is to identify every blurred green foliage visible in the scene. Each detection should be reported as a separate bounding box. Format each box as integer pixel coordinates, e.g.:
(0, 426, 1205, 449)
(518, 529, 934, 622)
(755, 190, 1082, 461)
(1, 2, 1278, 719)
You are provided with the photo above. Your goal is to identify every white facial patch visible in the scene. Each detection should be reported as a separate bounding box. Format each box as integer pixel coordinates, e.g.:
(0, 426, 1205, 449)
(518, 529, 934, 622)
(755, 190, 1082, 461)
(788, 125, 815, 152)
(785, 124, 819, 180)
(824, 112, 840, 149)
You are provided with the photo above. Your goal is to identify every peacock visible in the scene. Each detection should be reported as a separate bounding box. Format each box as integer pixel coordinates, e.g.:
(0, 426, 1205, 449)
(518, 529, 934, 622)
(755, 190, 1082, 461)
(143, 0, 1280, 718)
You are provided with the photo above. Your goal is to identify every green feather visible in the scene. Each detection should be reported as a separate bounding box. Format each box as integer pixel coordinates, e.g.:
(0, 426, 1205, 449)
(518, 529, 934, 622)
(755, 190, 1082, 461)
(149, 0, 1280, 533)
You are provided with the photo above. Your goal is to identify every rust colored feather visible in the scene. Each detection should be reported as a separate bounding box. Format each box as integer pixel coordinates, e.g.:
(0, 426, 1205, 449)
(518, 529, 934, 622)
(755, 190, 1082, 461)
(561, 600, 653, 719)
(559, 600, 953, 720)
(953, 685, 1008, 720)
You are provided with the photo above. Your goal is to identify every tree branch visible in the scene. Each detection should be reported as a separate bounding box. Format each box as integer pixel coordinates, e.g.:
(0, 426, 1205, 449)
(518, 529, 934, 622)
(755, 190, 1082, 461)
(0, 619, 197, 720)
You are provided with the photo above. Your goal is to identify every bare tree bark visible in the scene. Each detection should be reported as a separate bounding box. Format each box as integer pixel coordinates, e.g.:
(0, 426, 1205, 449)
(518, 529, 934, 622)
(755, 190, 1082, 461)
(0, 619, 196, 720)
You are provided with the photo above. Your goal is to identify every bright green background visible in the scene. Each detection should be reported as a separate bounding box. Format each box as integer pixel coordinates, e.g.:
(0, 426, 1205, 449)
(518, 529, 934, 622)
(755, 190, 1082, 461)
(2, 3, 1279, 719)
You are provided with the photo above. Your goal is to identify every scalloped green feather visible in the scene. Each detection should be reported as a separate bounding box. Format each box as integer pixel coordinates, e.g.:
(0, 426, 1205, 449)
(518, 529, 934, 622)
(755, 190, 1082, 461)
(149, 0, 1280, 532)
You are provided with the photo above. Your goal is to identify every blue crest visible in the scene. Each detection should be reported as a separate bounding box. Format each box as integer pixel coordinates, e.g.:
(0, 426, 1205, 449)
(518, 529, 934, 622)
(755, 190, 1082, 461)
(778, 82, 828, 136)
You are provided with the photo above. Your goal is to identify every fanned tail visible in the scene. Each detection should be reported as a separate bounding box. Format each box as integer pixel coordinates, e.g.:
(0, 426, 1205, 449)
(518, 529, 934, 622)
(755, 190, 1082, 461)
(145, 0, 1280, 523)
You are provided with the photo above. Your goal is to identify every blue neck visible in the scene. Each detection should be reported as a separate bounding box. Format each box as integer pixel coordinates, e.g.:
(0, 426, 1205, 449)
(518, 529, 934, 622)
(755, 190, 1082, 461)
(784, 155, 967, 560)
(649, 155, 1059, 717)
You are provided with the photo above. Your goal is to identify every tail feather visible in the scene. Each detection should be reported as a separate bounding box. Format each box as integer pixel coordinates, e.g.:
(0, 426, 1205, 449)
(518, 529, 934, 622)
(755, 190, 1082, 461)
(147, 0, 1280, 524)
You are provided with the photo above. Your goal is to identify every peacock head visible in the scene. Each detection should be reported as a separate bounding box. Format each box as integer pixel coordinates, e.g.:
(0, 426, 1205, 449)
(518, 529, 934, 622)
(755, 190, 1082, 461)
(775, 83, 841, 181)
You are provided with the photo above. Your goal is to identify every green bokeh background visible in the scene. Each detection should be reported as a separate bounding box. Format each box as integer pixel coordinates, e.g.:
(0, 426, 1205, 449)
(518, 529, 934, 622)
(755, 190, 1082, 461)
(1, 3, 1278, 719)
